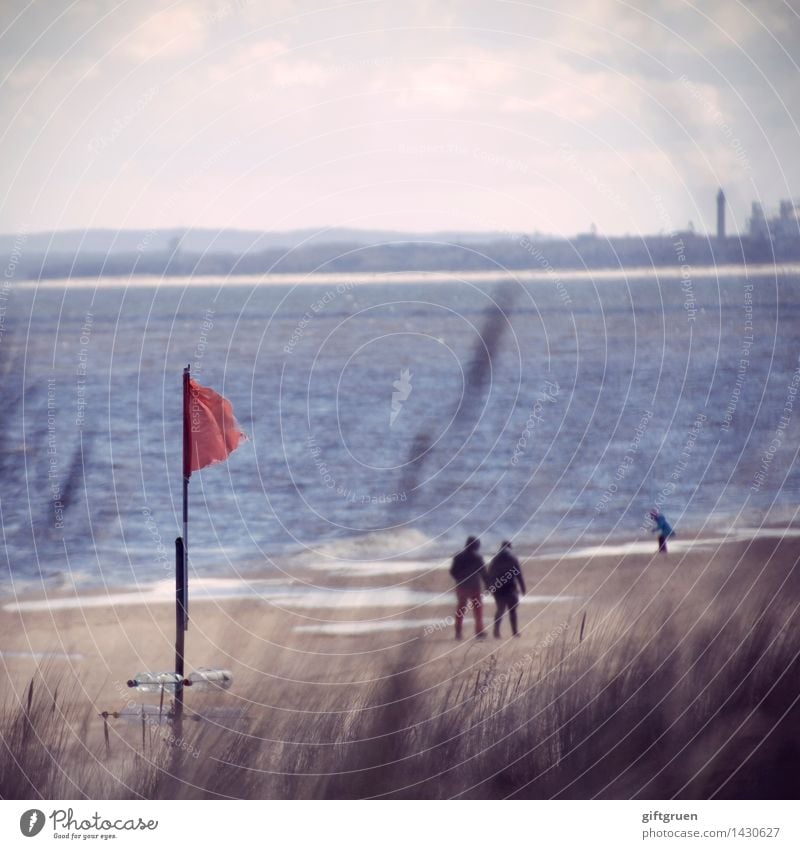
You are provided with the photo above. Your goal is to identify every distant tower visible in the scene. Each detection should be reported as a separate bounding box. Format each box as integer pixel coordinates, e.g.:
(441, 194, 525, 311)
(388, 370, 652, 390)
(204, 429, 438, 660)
(716, 189, 726, 239)
(749, 202, 767, 239)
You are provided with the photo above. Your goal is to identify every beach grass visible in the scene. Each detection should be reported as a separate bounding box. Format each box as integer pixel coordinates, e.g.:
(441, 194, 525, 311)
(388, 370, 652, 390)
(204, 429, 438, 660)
(1, 536, 799, 799)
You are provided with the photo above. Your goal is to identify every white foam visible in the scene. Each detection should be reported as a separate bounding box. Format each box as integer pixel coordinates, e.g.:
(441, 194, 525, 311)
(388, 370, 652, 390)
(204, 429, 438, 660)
(535, 540, 690, 560)
(729, 527, 800, 539)
(308, 558, 445, 576)
(531, 527, 800, 562)
(292, 528, 439, 563)
(294, 618, 445, 636)
(266, 587, 448, 609)
(18, 263, 799, 290)
(0, 650, 84, 661)
(3, 582, 576, 613)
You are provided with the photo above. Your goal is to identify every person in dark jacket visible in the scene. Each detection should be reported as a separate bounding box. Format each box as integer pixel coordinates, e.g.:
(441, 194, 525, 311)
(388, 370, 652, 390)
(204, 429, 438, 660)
(449, 536, 488, 640)
(488, 540, 526, 638)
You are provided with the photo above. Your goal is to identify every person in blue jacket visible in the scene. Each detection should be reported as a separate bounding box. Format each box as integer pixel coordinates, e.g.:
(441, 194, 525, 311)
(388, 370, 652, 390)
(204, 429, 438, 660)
(650, 509, 675, 553)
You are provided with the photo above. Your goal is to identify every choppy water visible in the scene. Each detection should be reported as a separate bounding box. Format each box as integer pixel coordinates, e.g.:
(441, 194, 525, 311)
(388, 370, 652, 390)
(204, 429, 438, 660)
(2, 268, 799, 592)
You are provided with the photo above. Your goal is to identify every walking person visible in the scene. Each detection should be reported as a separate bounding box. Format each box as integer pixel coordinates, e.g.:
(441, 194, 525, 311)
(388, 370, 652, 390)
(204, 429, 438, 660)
(488, 540, 526, 638)
(449, 536, 488, 640)
(650, 509, 675, 553)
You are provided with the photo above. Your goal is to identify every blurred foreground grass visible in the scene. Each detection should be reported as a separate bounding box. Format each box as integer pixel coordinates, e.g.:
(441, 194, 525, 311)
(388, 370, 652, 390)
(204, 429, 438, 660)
(2, 537, 799, 799)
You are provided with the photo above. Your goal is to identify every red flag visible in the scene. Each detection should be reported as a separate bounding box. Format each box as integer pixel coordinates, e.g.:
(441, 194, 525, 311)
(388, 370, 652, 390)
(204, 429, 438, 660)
(186, 378, 247, 473)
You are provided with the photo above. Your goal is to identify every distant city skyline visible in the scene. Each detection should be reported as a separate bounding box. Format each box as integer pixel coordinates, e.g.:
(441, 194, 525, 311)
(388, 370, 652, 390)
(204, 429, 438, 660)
(1, 0, 799, 239)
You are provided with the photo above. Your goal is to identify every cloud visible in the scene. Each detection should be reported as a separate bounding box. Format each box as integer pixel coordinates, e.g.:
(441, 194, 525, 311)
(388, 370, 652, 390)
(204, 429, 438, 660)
(117, 3, 211, 63)
(387, 53, 519, 111)
(1, 0, 799, 235)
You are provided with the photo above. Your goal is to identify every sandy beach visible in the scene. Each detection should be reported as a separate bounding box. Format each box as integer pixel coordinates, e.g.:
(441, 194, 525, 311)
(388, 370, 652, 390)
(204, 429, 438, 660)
(2, 529, 798, 799)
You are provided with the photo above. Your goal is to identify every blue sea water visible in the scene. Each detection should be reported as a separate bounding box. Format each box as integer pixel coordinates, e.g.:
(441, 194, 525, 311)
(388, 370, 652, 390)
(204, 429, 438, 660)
(1, 268, 799, 591)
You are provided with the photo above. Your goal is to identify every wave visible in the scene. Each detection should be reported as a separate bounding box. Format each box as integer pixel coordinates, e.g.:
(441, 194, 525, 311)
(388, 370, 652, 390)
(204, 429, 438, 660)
(18, 262, 800, 289)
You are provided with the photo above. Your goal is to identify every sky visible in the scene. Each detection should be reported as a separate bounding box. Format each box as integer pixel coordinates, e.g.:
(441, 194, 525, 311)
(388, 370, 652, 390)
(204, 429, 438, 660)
(1, 0, 799, 238)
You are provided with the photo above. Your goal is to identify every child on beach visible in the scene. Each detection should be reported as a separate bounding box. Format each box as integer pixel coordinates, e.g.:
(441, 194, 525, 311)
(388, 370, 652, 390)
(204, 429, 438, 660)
(650, 510, 675, 553)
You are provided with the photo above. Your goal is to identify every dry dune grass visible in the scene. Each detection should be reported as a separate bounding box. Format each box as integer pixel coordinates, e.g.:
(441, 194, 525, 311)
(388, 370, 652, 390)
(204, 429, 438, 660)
(1, 536, 799, 799)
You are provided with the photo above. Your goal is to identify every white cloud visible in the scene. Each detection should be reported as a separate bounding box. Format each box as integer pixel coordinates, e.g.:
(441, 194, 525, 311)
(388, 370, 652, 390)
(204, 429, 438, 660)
(386, 54, 519, 112)
(117, 3, 211, 63)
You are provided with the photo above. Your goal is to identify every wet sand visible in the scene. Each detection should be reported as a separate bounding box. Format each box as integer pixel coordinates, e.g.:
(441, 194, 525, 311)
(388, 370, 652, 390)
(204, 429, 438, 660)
(2, 529, 797, 714)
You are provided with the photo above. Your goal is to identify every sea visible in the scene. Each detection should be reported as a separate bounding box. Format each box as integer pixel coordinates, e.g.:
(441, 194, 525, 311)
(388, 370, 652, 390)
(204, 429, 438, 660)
(2, 266, 799, 597)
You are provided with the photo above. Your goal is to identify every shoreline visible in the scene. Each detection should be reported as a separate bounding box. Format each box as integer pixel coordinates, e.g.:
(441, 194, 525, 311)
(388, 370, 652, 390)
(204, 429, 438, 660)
(13, 261, 800, 289)
(2, 529, 798, 799)
(4, 524, 798, 613)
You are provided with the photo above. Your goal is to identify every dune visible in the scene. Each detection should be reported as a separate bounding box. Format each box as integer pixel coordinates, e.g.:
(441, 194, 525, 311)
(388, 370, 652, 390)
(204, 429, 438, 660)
(1, 530, 798, 799)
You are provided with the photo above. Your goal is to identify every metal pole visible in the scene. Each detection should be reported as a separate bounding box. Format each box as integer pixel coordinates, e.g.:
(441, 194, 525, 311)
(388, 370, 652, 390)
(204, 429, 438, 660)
(175, 536, 186, 724)
(176, 364, 191, 731)
(182, 365, 191, 630)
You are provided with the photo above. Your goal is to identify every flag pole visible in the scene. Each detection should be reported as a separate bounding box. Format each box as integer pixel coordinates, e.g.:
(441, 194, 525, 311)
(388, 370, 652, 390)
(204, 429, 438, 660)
(174, 364, 190, 725)
(182, 364, 191, 630)
(174, 536, 185, 725)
